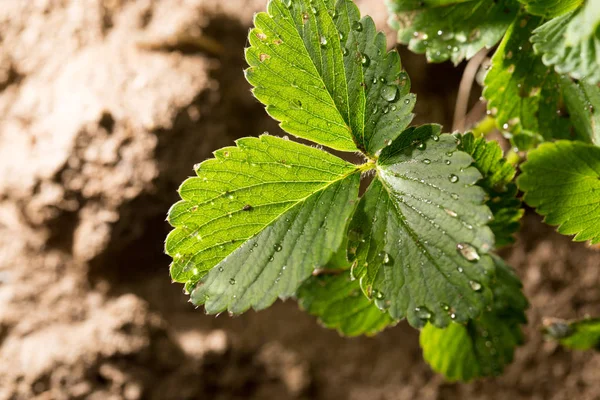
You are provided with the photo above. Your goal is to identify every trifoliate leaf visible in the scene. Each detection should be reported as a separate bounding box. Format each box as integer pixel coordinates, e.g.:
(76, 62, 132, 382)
(560, 75, 600, 145)
(517, 140, 600, 244)
(458, 133, 523, 247)
(298, 270, 396, 337)
(483, 13, 572, 149)
(388, 0, 519, 64)
(517, 0, 583, 18)
(166, 135, 361, 314)
(348, 125, 496, 328)
(420, 256, 527, 381)
(246, 0, 415, 156)
(544, 318, 600, 350)
(531, 2, 600, 85)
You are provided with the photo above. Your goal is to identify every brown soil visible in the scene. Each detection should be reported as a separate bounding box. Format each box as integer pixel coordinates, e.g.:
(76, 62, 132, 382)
(0, 1, 598, 399)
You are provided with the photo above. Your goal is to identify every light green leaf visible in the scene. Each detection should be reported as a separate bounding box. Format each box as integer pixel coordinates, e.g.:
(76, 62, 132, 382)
(517, 0, 583, 18)
(348, 125, 496, 328)
(298, 267, 396, 336)
(458, 133, 523, 247)
(531, 2, 600, 85)
(166, 135, 361, 314)
(517, 140, 600, 244)
(483, 13, 572, 149)
(560, 75, 600, 145)
(544, 318, 600, 350)
(388, 0, 519, 64)
(246, 0, 415, 156)
(420, 256, 527, 381)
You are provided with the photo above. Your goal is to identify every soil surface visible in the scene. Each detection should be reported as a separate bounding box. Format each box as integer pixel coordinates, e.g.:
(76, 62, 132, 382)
(0, 1, 598, 399)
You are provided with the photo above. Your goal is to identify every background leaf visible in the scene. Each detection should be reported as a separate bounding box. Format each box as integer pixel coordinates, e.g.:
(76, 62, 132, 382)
(531, 2, 600, 85)
(483, 13, 572, 149)
(420, 256, 528, 381)
(517, 140, 600, 244)
(246, 0, 415, 156)
(544, 318, 600, 350)
(517, 0, 583, 18)
(166, 135, 361, 314)
(560, 75, 600, 145)
(349, 125, 497, 328)
(459, 133, 523, 247)
(388, 0, 519, 64)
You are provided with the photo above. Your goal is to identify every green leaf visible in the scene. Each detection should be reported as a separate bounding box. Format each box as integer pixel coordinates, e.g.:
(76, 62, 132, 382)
(166, 135, 361, 314)
(560, 75, 600, 145)
(544, 318, 600, 350)
(246, 0, 415, 156)
(458, 133, 523, 247)
(298, 269, 396, 336)
(388, 0, 519, 64)
(348, 125, 497, 328)
(517, 0, 583, 18)
(531, 2, 600, 85)
(420, 256, 527, 381)
(483, 13, 572, 148)
(517, 140, 600, 244)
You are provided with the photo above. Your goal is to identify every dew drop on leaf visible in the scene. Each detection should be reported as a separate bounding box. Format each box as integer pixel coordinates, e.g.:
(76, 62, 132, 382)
(360, 53, 370, 67)
(229, 278, 236, 285)
(469, 280, 482, 291)
(444, 208, 457, 217)
(415, 306, 432, 320)
(422, 159, 431, 164)
(320, 36, 327, 47)
(352, 21, 363, 31)
(456, 243, 480, 262)
(381, 85, 398, 102)
(274, 244, 282, 252)
(448, 174, 459, 183)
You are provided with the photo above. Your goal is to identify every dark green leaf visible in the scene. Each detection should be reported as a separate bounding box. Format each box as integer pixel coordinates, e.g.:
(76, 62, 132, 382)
(459, 133, 523, 247)
(517, 0, 583, 18)
(349, 125, 497, 328)
(560, 75, 600, 144)
(544, 317, 600, 350)
(388, 0, 519, 64)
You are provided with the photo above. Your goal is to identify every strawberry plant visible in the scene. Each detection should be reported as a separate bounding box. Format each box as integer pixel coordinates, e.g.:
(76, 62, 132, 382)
(166, 0, 600, 381)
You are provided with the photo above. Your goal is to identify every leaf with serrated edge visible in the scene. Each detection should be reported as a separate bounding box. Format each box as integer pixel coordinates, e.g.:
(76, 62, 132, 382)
(459, 133, 523, 247)
(531, 2, 600, 85)
(421, 256, 527, 381)
(518, 140, 600, 244)
(483, 13, 571, 149)
(388, 0, 518, 64)
(517, 0, 582, 18)
(166, 135, 361, 314)
(348, 125, 496, 328)
(298, 271, 396, 337)
(545, 318, 600, 350)
(560, 75, 600, 145)
(246, 0, 415, 156)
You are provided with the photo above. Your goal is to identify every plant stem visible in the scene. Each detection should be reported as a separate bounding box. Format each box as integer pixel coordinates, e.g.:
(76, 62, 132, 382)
(471, 116, 497, 138)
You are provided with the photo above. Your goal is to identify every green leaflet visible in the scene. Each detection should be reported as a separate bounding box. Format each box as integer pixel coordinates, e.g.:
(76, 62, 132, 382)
(531, 2, 600, 85)
(483, 13, 572, 149)
(544, 318, 600, 350)
(560, 76, 600, 145)
(459, 133, 523, 247)
(349, 125, 496, 328)
(297, 238, 396, 337)
(420, 256, 528, 381)
(166, 135, 361, 314)
(517, 140, 600, 244)
(388, 0, 519, 64)
(246, 0, 415, 156)
(517, 0, 583, 18)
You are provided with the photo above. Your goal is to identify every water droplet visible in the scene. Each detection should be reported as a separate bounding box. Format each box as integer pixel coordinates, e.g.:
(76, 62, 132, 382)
(416, 142, 426, 150)
(437, 30, 443, 36)
(502, 123, 509, 130)
(451, 193, 459, 200)
(373, 289, 384, 299)
(448, 174, 459, 183)
(218, 266, 224, 272)
(440, 303, 450, 311)
(415, 306, 432, 320)
(310, 5, 317, 14)
(229, 278, 236, 285)
(445, 160, 451, 165)
(360, 53, 370, 67)
(423, 159, 431, 164)
(342, 47, 349, 56)
(269, 255, 274, 262)
(450, 313, 456, 319)
(457, 243, 480, 262)
(404, 99, 410, 105)
(379, 252, 391, 265)
(470, 280, 482, 291)
(320, 36, 327, 47)
(274, 244, 282, 252)
(432, 135, 439, 142)
(352, 21, 363, 31)
(444, 208, 457, 217)
(381, 85, 398, 102)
